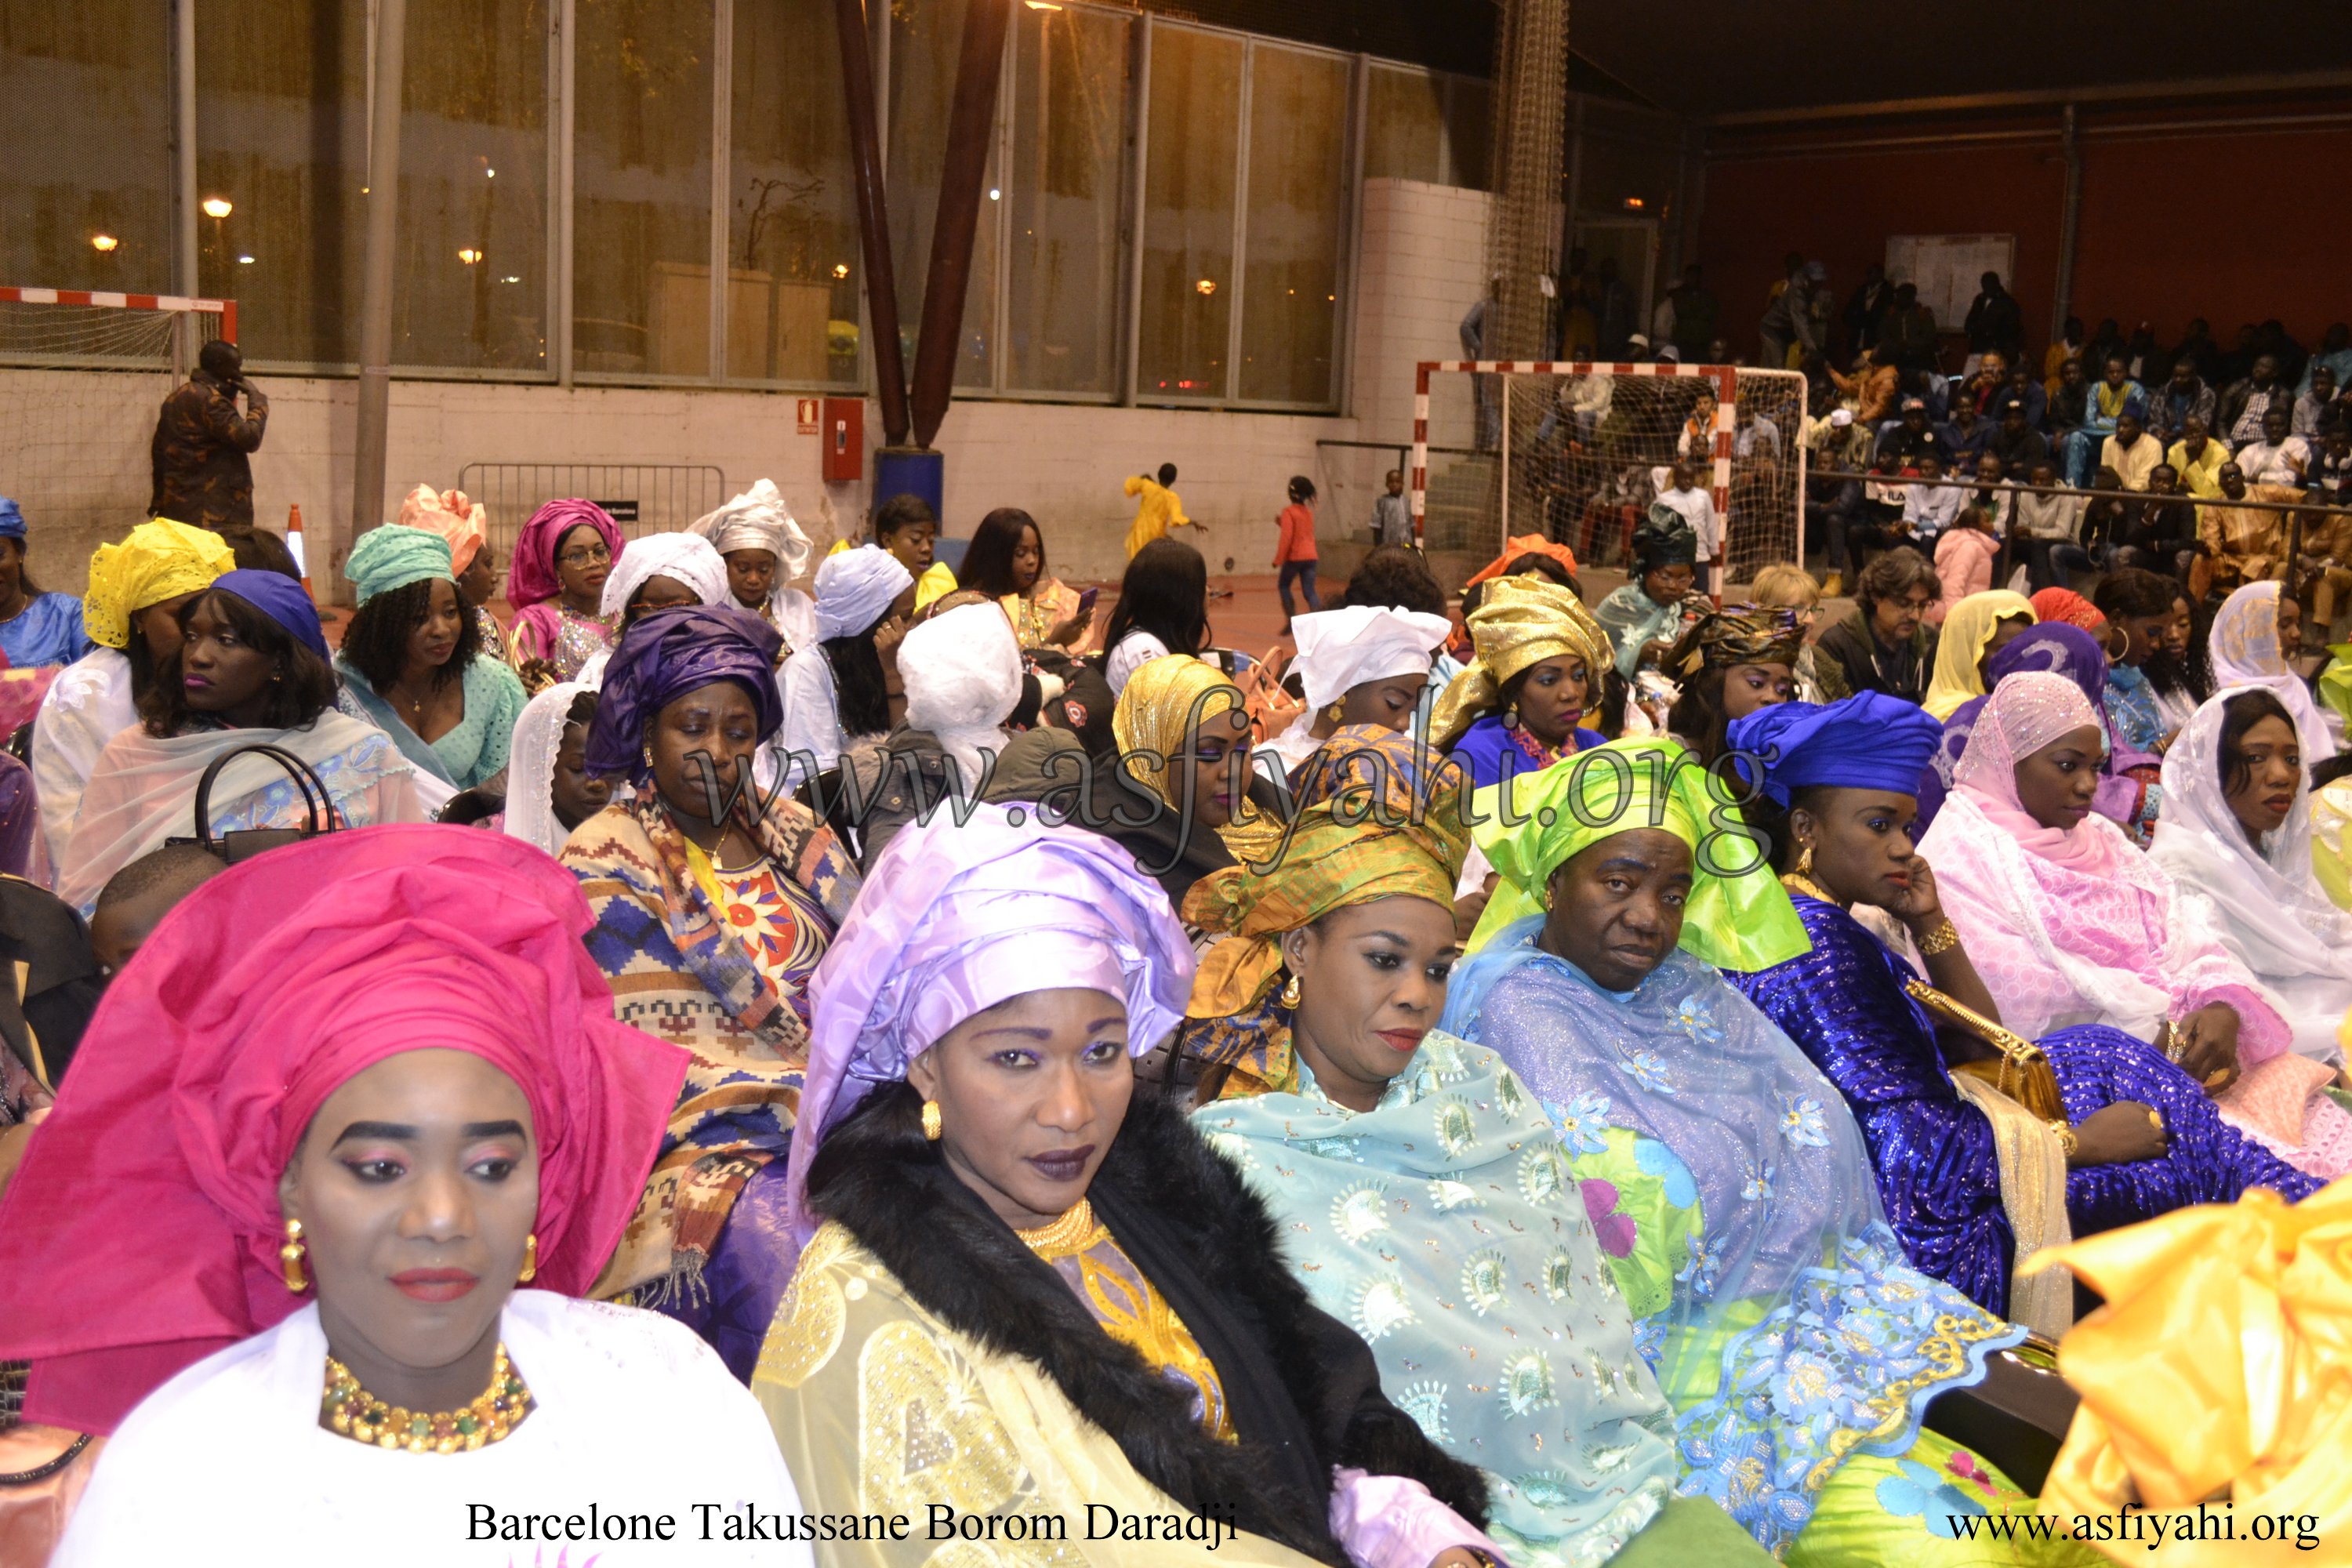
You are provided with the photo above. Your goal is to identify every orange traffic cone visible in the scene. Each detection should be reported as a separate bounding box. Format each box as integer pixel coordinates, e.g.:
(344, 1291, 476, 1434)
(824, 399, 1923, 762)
(286, 503, 315, 603)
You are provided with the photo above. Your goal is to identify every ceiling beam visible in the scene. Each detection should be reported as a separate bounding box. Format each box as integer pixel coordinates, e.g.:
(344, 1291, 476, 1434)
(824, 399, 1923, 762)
(1703, 67, 2352, 129)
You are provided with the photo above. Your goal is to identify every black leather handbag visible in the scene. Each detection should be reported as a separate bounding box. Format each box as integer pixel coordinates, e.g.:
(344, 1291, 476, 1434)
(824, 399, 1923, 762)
(166, 742, 339, 864)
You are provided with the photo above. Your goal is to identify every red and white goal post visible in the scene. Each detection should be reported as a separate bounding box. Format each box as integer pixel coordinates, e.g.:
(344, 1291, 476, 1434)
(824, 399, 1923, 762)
(1410, 359, 1809, 597)
(0, 288, 238, 594)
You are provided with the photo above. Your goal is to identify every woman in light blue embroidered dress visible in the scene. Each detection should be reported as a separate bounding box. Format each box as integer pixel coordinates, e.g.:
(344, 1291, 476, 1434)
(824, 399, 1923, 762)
(1440, 739, 2087, 1566)
(1179, 776, 1752, 1567)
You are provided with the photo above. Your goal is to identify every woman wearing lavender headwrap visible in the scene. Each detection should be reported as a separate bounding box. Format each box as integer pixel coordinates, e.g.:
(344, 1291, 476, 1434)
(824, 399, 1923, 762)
(755, 806, 1504, 1568)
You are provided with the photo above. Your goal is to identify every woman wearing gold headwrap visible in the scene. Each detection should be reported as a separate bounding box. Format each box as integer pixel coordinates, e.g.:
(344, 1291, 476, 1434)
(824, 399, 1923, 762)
(1183, 754, 1779, 1568)
(983, 652, 1285, 924)
(31, 520, 235, 870)
(1924, 589, 2038, 720)
(1661, 606, 1803, 766)
(1432, 574, 1613, 792)
(1444, 740, 2085, 1566)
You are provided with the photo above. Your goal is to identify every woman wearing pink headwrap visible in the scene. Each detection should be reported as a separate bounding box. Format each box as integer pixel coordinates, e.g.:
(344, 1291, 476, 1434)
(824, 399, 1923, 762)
(756, 805, 1504, 1568)
(396, 483, 503, 652)
(0, 828, 805, 1566)
(506, 499, 623, 688)
(1918, 671, 2352, 1179)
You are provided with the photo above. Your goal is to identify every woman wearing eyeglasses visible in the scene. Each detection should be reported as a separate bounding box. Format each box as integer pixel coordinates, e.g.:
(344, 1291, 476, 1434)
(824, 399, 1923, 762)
(506, 500, 625, 688)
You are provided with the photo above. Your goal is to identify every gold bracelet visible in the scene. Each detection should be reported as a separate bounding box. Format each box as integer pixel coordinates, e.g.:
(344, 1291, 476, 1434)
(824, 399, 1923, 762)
(2046, 1119, 2078, 1157)
(1915, 919, 1961, 956)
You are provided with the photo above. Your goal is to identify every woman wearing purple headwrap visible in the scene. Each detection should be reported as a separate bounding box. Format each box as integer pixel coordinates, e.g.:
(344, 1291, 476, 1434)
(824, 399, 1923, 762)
(506, 499, 624, 687)
(1915, 622, 2164, 840)
(756, 805, 1508, 1568)
(557, 606, 861, 1327)
(57, 571, 427, 913)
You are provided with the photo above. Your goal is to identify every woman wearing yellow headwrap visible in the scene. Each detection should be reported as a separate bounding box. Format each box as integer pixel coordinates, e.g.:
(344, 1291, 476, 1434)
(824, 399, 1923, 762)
(31, 520, 235, 869)
(1185, 734, 1780, 1568)
(2027, 1179, 2352, 1565)
(1176, 731, 1468, 1100)
(1432, 573, 1615, 790)
(1443, 738, 2077, 1566)
(1924, 588, 2038, 720)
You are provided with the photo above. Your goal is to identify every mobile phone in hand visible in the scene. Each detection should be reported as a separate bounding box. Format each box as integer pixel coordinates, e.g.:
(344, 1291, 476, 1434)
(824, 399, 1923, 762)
(1075, 586, 1100, 619)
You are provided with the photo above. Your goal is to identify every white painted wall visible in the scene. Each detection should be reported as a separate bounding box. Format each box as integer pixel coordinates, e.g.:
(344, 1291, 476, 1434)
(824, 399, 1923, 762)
(1, 178, 1496, 597)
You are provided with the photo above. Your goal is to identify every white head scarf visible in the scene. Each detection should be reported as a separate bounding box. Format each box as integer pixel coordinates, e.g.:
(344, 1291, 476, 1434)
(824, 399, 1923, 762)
(814, 546, 913, 641)
(2207, 582, 2337, 763)
(899, 602, 1023, 786)
(503, 681, 593, 857)
(691, 477, 814, 581)
(597, 532, 731, 619)
(2151, 684, 2352, 1059)
(1288, 605, 1454, 710)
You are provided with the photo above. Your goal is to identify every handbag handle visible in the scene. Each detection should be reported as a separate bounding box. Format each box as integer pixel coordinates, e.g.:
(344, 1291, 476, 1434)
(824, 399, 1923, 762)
(190, 742, 335, 855)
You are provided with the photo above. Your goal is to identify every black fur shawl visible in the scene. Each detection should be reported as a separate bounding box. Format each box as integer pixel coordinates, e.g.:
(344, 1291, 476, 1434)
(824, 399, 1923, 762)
(808, 1085, 1490, 1565)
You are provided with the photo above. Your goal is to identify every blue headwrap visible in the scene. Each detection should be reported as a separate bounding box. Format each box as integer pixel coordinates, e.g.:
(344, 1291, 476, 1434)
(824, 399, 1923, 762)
(1726, 691, 1944, 808)
(210, 568, 329, 662)
(584, 604, 784, 781)
(0, 498, 24, 540)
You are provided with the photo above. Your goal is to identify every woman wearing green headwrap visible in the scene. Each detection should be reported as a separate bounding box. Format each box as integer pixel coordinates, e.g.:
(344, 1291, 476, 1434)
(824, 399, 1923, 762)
(336, 523, 528, 796)
(1181, 761, 1778, 1568)
(1443, 739, 2087, 1567)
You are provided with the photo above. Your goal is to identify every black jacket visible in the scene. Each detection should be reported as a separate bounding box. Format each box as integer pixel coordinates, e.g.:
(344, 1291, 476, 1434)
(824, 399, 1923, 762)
(808, 1087, 1489, 1565)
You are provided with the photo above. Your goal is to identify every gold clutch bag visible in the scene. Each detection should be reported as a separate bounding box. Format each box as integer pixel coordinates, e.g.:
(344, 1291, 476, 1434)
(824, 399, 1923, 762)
(1907, 978, 2067, 1123)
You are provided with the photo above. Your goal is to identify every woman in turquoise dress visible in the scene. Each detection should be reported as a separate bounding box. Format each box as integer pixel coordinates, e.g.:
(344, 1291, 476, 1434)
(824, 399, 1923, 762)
(1180, 764, 1763, 1567)
(333, 522, 527, 796)
(1437, 738, 2090, 1566)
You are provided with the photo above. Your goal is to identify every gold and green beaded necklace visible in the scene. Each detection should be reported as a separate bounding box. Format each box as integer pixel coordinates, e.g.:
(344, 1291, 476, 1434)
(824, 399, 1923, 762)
(320, 1342, 533, 1454)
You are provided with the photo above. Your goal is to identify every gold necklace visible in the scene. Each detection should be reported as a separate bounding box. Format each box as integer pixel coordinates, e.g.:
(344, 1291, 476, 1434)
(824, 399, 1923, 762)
(1015, 1198, 1100, 1258)
(1779, 870, 1838, 906)
(321, 1343, 533, 1454)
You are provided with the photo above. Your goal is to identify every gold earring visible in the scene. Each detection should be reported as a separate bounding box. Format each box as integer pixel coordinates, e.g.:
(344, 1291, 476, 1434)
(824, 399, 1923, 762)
(1795, 841, 1815, 877)
(641, 742, 655, 772)
(921, 1099, 942, 1141)
(1504, 703, 1519, 728)
(1279, 972, 1301, 1007)
(280, 1218, 309, 1293)
(1326, 701, 1345, 722)
(517, 1233, 538, 1285)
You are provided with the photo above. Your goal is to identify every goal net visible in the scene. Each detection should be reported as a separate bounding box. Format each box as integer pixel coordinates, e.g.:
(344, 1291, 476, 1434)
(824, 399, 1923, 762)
(0, 288, 235, 596)
(1410, 360, 1808, 593)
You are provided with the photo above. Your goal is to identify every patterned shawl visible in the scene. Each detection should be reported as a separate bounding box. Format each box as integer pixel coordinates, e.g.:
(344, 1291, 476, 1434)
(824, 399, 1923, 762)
(561, 789, 862, 1300)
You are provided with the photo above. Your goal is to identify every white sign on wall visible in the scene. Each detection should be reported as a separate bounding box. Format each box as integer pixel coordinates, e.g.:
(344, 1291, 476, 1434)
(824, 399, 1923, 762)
(1886, 234, 2017, 331)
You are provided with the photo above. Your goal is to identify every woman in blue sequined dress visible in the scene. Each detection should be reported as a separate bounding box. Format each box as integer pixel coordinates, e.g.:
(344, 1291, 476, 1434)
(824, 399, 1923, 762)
(1725, 694, 2318, 1336)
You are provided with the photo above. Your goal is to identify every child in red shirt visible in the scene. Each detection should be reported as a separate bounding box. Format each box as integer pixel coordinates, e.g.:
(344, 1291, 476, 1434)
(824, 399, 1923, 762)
(1274, 474, 1321, 630)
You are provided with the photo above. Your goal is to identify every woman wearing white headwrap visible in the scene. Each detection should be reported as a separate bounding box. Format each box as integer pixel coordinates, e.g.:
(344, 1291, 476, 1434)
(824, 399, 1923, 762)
(690, 478, 818, 654)
(826, 602, 1025, 869)
(2151, 686, 2352, 1065)
(2206, 581, 2338, 760)
(568, 532, 734, 691)
(1255, 604, 1452, 777)
(774, 546, 913, 794)
(597, 532, 731, 626)
(500, 681, 614, 856)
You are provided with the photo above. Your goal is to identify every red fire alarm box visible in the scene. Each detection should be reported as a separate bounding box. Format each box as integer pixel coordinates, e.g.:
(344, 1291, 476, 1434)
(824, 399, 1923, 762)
(822, 397, 863, 483)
